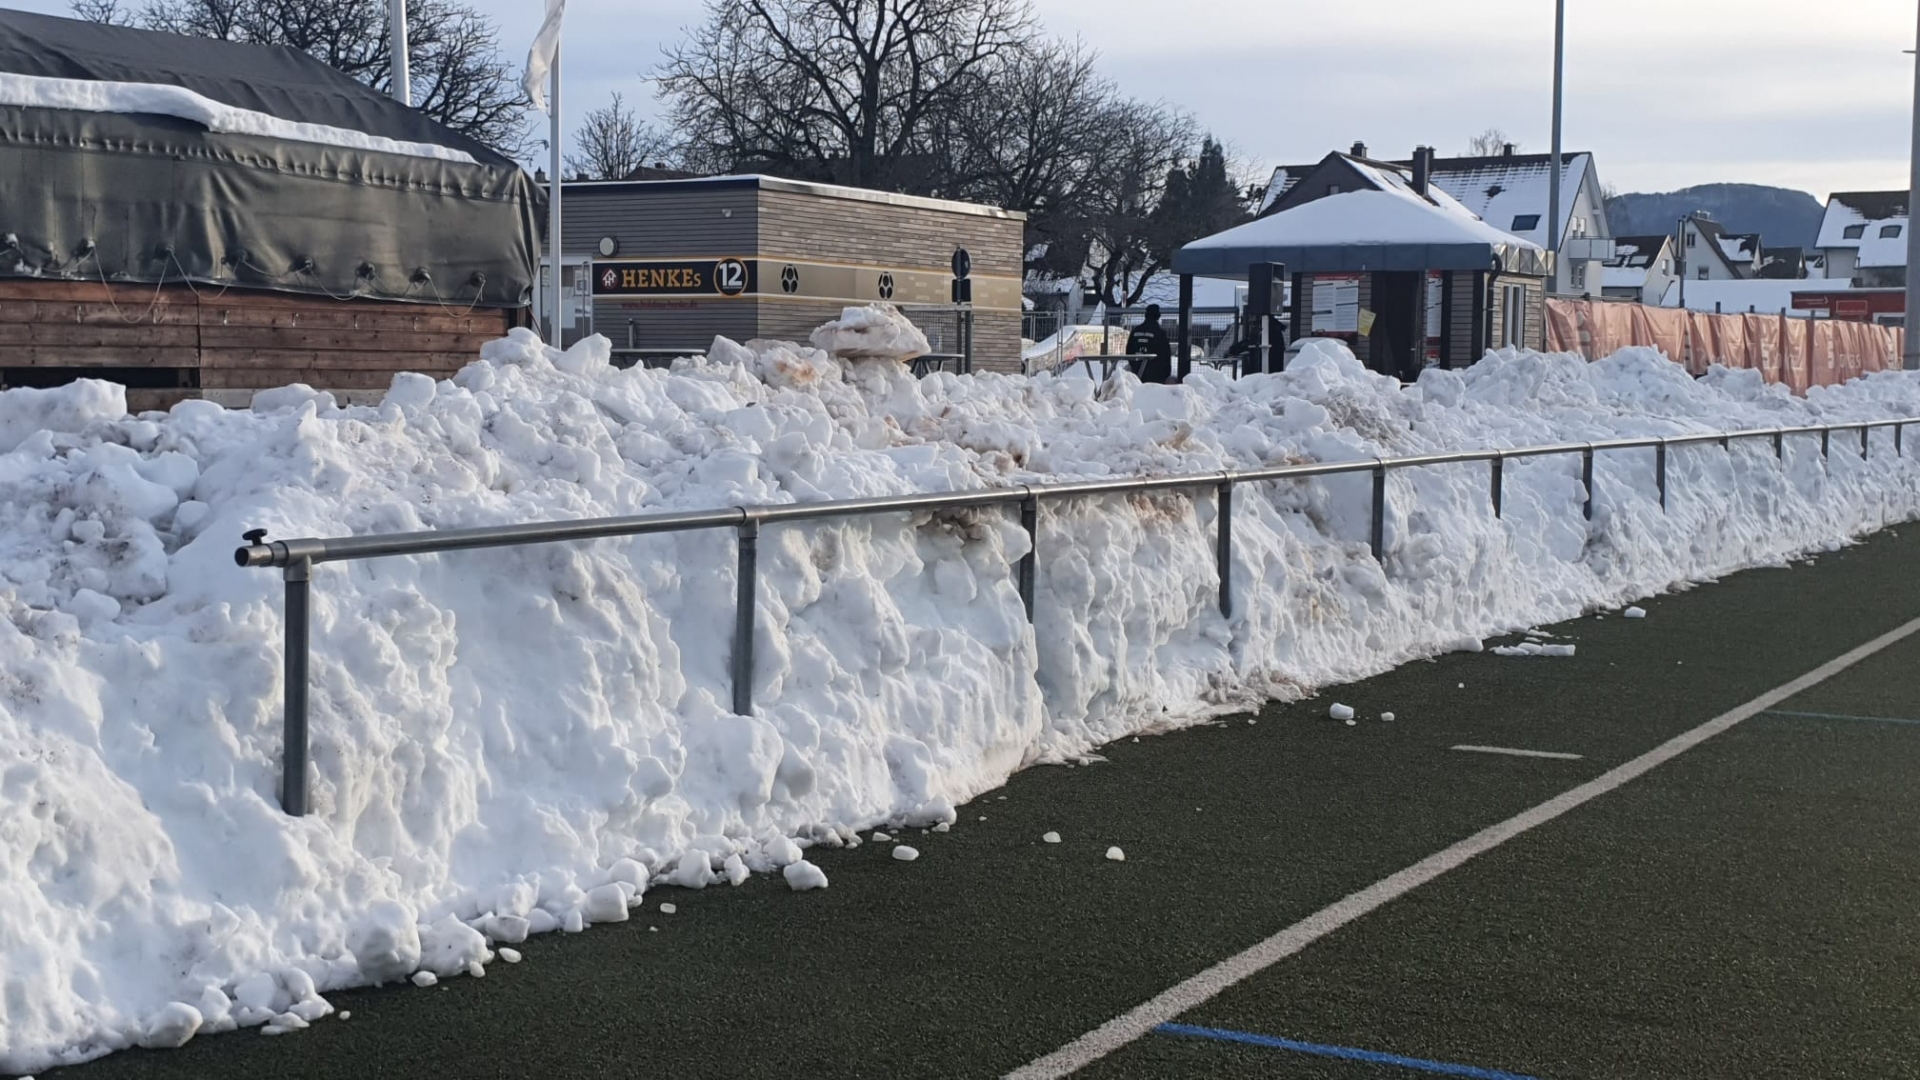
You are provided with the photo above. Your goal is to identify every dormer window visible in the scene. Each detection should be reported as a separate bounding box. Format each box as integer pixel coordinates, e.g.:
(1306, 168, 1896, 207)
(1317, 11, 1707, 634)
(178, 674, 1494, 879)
(1843, 224, 1866, 239)
(1881, 224, 1903, 239)
(1511, 214, 1540, 231)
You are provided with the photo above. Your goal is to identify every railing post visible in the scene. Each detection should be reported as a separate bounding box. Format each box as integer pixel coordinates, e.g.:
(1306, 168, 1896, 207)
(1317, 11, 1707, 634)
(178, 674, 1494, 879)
(732, 519, 758, 716)
(1370, 463, 1387, 561)
(1820, 428, 1830, 460)
(1490, 453, 1504, 519)
(1018, 493, 1038, 621)
(1216, 480, 1233, 617)
(1773, 429, 1784, 459)
(1581, 445, 1596, 521)
(1898, 422, 1905, 457)
(282, 556, 312, 816)
(1861, 425, 1871, 460)
(1656, 440, 1668, 510)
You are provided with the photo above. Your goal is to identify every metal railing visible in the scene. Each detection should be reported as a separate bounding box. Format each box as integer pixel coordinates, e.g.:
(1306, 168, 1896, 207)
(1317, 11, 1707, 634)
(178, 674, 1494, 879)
(235, 417, 1913, 814)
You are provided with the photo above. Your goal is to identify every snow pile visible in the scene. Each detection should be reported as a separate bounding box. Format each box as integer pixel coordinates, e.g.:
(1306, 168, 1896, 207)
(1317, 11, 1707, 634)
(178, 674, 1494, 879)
(3, 328, 1920, 1070)
(808, 303, 930, 361)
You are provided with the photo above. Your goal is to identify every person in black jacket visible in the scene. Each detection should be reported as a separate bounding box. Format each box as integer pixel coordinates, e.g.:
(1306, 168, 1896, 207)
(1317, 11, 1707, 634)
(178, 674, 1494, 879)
(1125, 304, 1174, 383)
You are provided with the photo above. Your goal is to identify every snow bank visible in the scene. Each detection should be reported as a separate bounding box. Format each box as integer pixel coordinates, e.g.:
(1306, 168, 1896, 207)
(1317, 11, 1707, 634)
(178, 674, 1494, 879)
(3, 330, 1920, 1070)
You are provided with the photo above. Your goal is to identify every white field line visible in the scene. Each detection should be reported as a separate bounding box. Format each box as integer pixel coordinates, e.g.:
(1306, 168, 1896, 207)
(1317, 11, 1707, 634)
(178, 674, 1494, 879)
(1005, 614, 1920, 1080)
(1451, 745, 1585, 760)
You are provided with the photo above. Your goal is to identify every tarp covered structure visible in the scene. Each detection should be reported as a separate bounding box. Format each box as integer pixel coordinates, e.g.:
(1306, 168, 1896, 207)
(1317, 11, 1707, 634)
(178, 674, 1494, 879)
(1173, 190, 1552, 277)
(0, 9, 541, 308)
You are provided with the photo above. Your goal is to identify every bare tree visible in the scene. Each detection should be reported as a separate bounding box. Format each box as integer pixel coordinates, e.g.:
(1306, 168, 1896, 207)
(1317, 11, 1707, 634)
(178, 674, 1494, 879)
(658, 0, 1035, 190)
(69, 0, 135, 24)
(1464, 127, 1518, 157)
(565, 92, 676, 179)
(1078, 102, 1199, 307)
(938, 38, 1112, 277)
(134, 0, 532, 155)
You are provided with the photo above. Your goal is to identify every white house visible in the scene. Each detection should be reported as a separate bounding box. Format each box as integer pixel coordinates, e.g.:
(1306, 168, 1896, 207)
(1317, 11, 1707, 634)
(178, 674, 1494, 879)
(1258, 143, 1614, 297)
(1600, 234, 1677, 305)
(1814, 190, 1908, 287)
(1676, 215, 1760, 282)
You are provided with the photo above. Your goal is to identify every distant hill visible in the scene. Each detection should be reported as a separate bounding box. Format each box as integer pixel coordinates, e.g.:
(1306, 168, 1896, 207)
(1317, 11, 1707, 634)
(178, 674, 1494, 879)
(1604, 184, 1826, 248)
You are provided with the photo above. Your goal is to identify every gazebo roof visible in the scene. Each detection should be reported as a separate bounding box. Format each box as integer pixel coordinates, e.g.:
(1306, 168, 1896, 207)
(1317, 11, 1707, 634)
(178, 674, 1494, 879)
(1175, 190, 1551, 277)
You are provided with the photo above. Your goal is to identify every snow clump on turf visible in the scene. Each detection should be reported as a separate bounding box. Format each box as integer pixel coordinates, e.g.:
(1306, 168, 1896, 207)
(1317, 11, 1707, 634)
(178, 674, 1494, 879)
(4, 328, 1920, 1071)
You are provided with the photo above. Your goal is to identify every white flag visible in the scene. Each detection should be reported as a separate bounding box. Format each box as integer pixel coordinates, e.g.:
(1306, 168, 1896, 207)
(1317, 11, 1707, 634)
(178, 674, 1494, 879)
(523, 0, 565, 113)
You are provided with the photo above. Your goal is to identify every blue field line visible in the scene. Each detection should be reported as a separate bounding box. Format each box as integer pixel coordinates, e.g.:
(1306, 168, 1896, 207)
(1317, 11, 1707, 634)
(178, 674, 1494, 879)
(1154, 1023, 1543, 1079)
(1763, 709, 1920, 727)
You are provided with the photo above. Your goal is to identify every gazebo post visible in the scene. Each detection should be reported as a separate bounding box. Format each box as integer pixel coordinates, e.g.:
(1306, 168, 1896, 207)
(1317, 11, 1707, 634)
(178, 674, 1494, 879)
(1177, 273, 1193, 380)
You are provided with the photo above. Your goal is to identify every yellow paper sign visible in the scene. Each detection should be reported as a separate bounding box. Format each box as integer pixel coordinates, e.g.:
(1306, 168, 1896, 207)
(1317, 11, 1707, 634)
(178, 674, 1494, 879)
(1357, 308, 1377, 335)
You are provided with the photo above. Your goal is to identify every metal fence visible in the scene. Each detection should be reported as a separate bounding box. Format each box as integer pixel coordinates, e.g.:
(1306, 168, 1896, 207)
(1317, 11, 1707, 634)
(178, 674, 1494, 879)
(236, 418, 1914, 814)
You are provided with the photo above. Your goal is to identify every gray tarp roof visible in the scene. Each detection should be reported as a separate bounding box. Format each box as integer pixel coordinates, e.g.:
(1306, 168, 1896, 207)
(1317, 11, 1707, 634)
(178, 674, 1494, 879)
(0, 7, 509, 166)
(1175, 190, 1552, 277)
(0, 10, 538, 307)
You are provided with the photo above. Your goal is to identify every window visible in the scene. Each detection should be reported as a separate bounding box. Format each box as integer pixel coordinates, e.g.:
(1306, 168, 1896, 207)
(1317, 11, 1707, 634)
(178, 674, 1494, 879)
(1500, 284, 1527, 347)
(1511, 214, 1540, 231)
(1843, 224, 1866, 240)
(1328, 184, 1342, 195)
(1697, 265, 1709, 279)
(1686, 231, 1696, 247)
(1570, 215, 1587, 237)
(1571, 263, 1586, 289)
(1881, 224, 1903, 239)
(1660, 260, 1670, 274)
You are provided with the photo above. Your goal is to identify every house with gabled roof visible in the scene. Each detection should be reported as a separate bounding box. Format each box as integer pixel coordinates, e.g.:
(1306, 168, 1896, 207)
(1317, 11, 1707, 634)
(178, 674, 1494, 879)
(1676, 216, 1761, 281)
(1815, 191, 1909, 287)
(1600, 235, 1677, 305)
(1259, 142, 1613, 298)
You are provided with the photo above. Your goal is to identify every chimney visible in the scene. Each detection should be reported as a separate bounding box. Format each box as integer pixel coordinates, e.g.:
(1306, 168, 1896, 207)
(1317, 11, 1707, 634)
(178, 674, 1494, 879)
(1501, 143, 1516, 157)
(1411, 146, 1432, 198)
(1351, 141, 1368, 159)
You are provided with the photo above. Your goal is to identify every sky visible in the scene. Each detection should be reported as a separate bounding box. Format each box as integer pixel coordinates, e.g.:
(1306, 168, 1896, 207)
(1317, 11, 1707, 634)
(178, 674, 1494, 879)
(9, 0, 1920, 199)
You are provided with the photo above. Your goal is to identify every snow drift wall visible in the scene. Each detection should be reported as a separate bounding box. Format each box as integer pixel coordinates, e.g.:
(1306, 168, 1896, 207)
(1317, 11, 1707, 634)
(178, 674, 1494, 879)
(4, 330, 1920, 1070)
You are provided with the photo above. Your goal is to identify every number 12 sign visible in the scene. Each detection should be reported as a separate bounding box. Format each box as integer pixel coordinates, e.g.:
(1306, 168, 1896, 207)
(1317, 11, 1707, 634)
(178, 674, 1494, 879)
(593, 258, 759, 298)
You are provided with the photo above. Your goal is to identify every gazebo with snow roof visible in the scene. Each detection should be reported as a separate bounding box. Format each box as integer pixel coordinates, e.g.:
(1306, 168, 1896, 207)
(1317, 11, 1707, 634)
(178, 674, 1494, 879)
(1171, 148, 1551, 380)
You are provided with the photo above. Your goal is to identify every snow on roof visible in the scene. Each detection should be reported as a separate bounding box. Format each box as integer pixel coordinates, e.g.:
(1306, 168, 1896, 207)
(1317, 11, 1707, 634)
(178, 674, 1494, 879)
(1714, 233, 1759, 265)
(1422, 153, 1594, 248)
(1186, 189, 1540, 253)
(1816, 190, 1909, 255)
(1257, 165, 1308, 213)
(1603, 234, 1669, 269)
(0, 71, 478, 162)
(1657, 277, 1851, 315)
(1139, 272, 1246, 308)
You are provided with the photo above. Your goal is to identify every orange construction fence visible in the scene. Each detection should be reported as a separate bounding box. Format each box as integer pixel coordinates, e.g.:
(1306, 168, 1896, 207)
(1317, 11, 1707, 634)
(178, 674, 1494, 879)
(1544, 298, 1906, 394)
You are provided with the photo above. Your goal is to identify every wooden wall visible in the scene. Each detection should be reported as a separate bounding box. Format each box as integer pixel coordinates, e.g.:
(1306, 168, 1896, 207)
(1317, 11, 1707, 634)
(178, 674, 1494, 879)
(0, 280, 513, 410)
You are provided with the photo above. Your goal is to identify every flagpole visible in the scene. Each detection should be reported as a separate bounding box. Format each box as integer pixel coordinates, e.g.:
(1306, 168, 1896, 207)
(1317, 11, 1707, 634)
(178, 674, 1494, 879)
(548, 40, 563, 345)
(388, 0, 410, 104)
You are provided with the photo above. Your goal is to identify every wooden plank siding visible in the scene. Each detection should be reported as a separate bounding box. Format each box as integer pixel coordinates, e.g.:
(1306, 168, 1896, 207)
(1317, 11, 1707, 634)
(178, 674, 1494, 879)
(0, 278, 513, 407)
(1446, 271, 1482, 367)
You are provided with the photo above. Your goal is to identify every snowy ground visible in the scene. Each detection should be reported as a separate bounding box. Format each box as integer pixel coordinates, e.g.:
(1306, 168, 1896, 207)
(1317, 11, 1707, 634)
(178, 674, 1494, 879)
(4, 321, 1920, 1071)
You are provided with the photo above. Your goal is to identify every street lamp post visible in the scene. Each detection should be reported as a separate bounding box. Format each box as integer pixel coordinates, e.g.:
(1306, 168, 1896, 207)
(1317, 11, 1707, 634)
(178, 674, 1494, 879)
(1548, 0, 1565, 292)
(1906, 3, 1920, 367)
